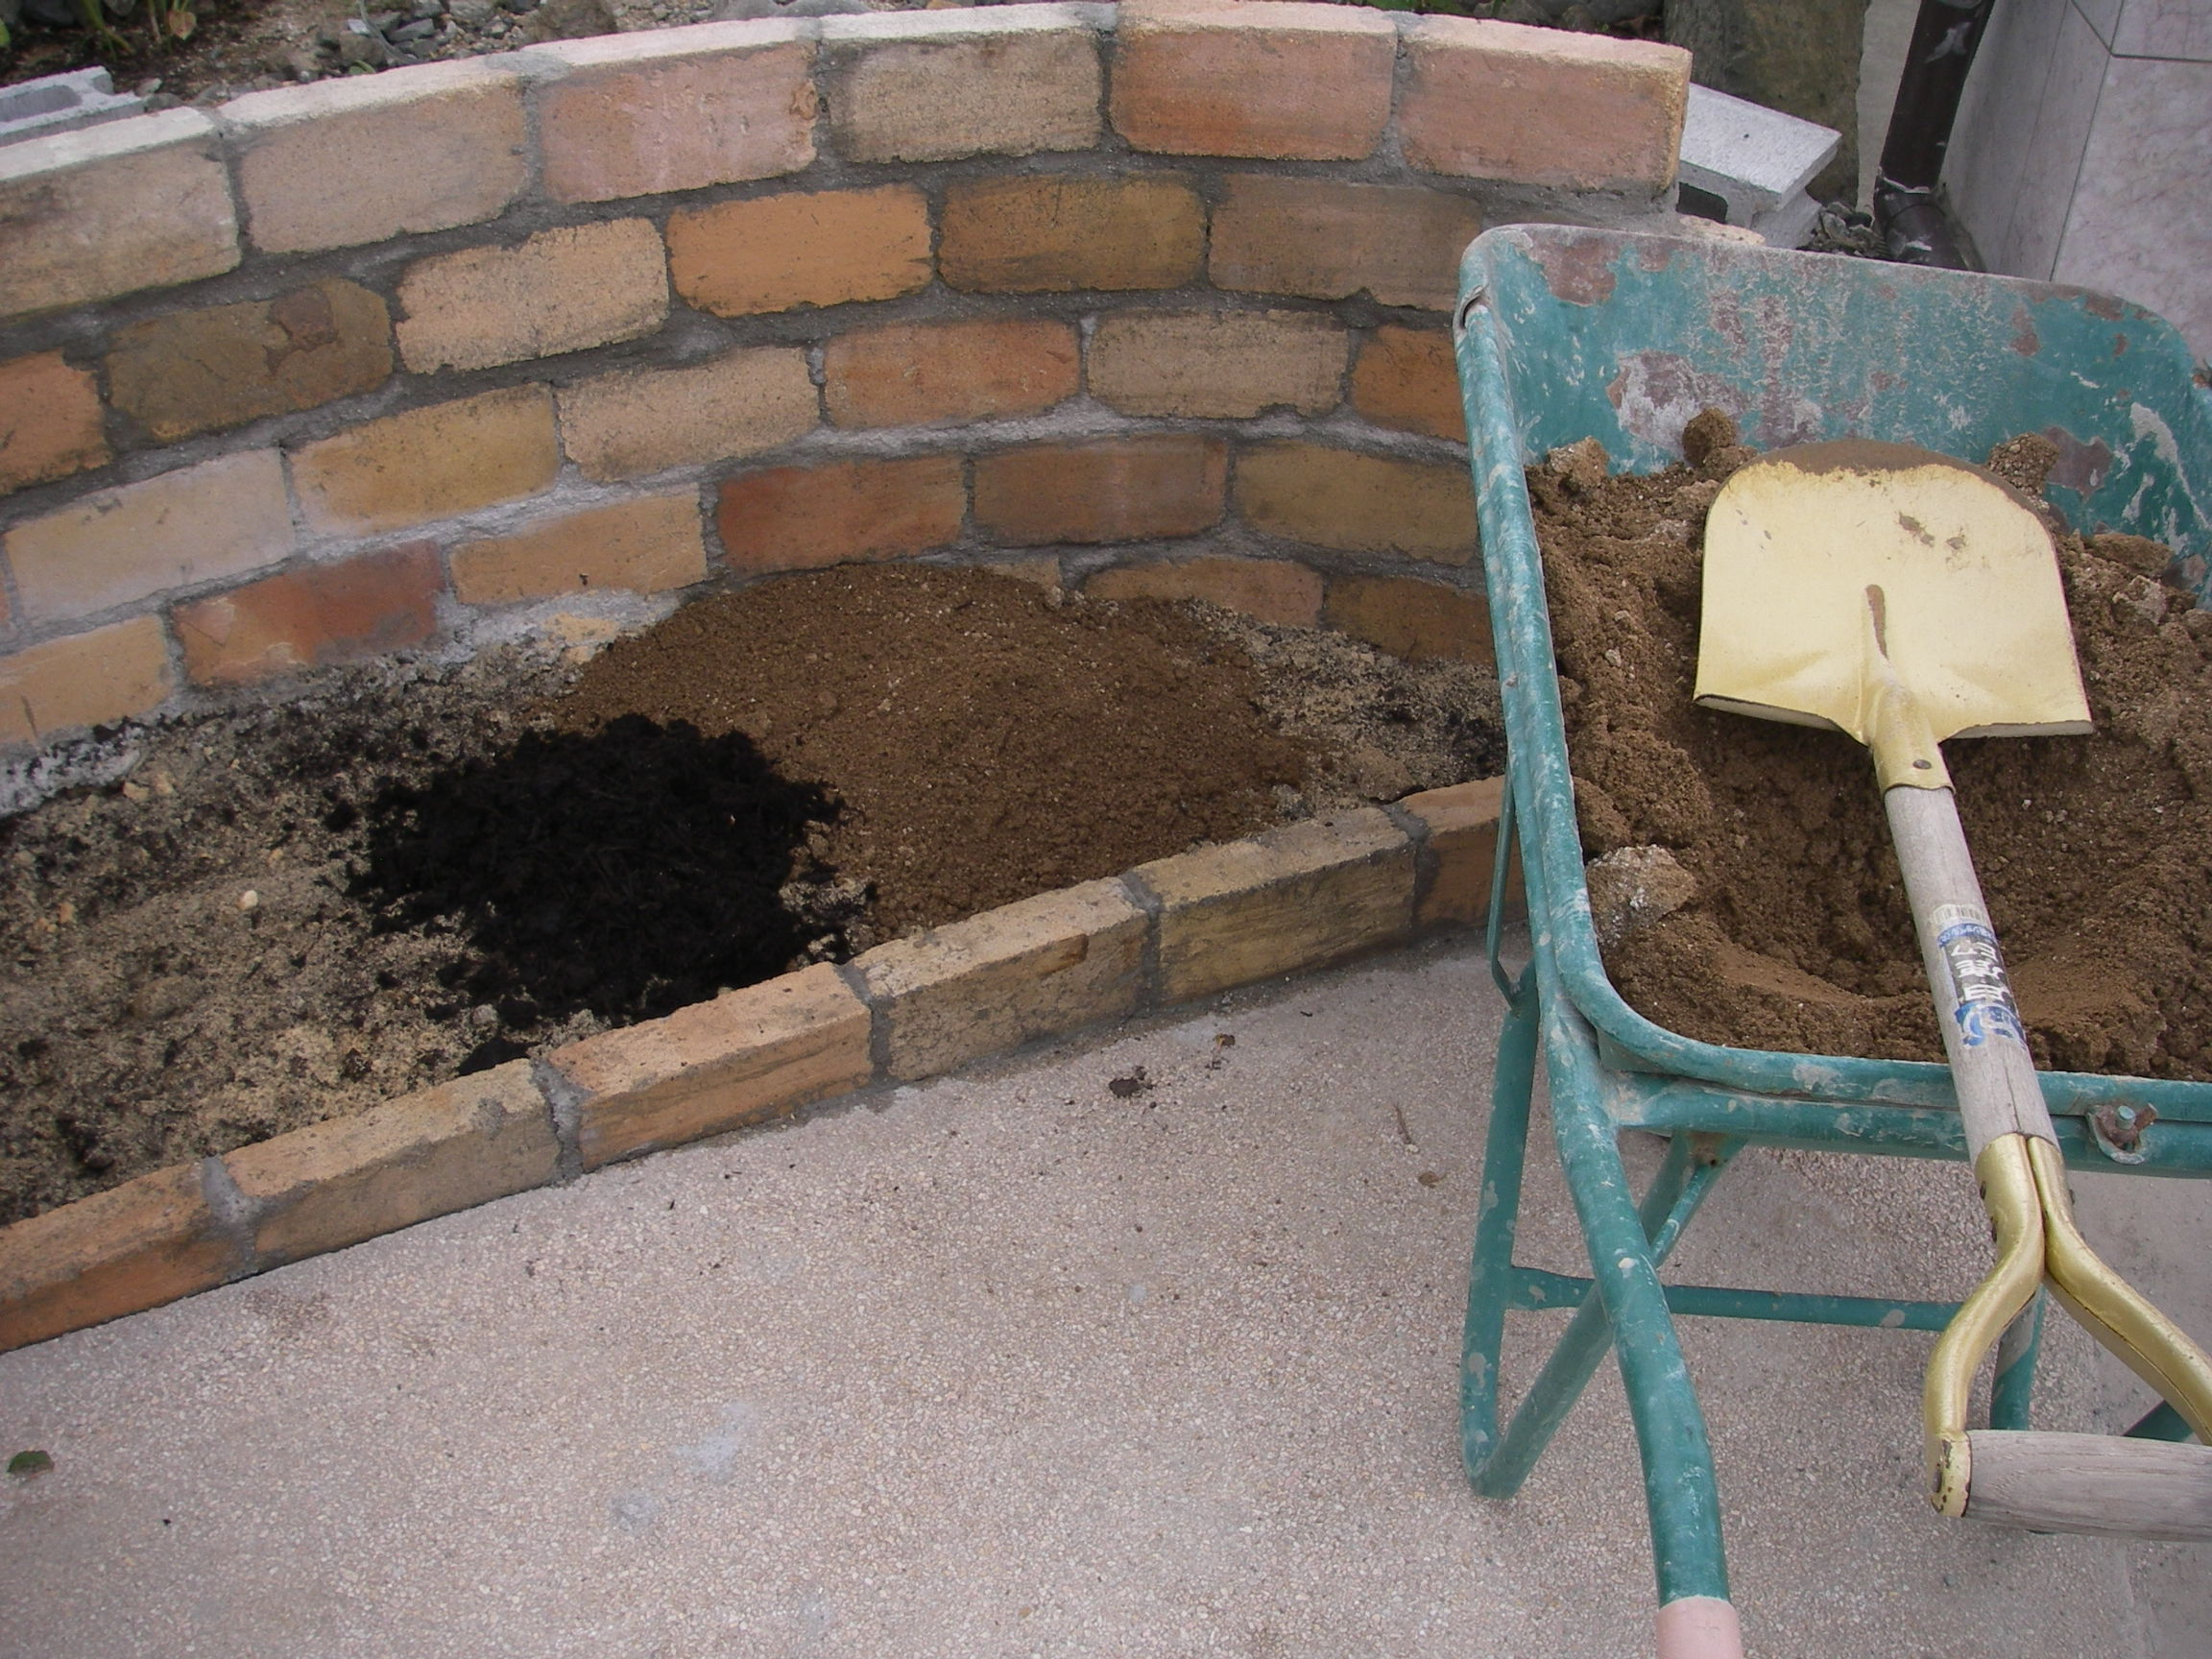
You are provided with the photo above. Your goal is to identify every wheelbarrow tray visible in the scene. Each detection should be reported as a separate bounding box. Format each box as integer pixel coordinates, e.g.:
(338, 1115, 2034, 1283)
(1453, 225, 2212, 1151)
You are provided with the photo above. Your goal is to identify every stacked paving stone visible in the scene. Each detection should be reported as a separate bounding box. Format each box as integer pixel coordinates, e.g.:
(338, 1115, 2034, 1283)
(0, 0, 1691, 748)
(0, 0, 1690, 1347)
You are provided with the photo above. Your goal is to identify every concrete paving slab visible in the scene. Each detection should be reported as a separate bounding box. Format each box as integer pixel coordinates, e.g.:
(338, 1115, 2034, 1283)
(1, 934, 2202, 1656)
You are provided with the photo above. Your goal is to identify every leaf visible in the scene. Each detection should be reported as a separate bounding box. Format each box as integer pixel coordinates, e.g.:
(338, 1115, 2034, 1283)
(166, 6, 196, 36)
(7, 1449, 54, 1478)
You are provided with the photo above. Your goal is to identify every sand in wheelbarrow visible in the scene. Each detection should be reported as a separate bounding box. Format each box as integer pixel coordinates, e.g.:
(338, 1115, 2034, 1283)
(1535, 418, 2212, 1081)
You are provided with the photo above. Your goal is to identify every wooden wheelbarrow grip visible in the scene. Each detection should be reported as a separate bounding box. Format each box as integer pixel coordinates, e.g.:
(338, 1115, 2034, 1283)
(1960, 1431, 2212, 1540)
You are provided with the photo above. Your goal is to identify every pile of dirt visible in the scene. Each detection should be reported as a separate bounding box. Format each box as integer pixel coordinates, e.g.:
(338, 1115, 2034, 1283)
(1536, 418, 2212, 1079)
(0, 564, 1502, 1224)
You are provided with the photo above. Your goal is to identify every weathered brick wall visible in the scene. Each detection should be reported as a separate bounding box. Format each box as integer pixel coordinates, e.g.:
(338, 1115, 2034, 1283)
(0, 0, 1695, 748)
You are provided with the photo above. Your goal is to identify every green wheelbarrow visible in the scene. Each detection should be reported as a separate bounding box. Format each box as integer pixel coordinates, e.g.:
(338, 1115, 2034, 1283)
(1449, 225, 2212, 1658)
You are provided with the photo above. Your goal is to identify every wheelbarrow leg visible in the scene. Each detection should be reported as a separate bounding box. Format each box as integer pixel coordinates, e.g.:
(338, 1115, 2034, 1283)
(1460, 962, 1540, 1485)
(1544, 988, 1742, 1659)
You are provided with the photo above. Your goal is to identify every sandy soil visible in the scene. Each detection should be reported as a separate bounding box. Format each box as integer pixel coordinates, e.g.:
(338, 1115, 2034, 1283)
(0, 565, 1503, 1224)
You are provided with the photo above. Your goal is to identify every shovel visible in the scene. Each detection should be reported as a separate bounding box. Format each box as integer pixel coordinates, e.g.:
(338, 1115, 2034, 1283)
(1694, 439, 2212, 1539)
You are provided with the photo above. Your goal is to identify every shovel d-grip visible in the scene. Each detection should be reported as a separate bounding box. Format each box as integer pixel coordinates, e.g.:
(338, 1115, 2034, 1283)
(1891, 780, 2212, 1541)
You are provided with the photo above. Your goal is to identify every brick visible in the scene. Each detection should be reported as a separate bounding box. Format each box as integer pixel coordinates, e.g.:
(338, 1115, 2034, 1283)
(0, 111, 238, 322)
(396, 220, 669, 374)
(1088, 308, 1347, 420)
(1237, 441, 1476, 564)
(717, 456, 966, 575)
(0, 617, 175, 746)
(561, 348, 817, 482)
(1086, 555, 1322, 627)
(974, 437, 1225, 544)
(537, 30, 816, 204)
(941, 174, 1204, 294)
(291, 386, 560, 537)
(1351, 325, 1467, 442)
(825, 319, 1079, 428)
(6, 450, 294, 625)
(1399, 16, 1690, 192)
(173, 542, 445, 686)
(1399, 776, 1508, 930)
(1323, 572, 1491, 664)
(224, 1062, 555, 1264)
(668, 185, 932, 317)
(228, 61, 531, 254)
(856, 880, 1147, 1081)
(0, 1163, 241, 1353)
(827, 12, 1101, 162)
(106, 279, 394, 444)
(451, 493, 705, 605)
(1135, 807, 1415, 1002)
(1111, 0, 1393, 160)
(550, 962, 872, 1169)
(1210, 175, 1482, 312)
(0, 351, 108, 493)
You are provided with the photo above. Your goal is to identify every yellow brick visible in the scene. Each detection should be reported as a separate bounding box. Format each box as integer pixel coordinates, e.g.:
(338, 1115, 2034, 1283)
(941, 173, 1205, 293)
(5, 450, 293, 624)
(551, 962, 873, 1169)
(1088, 309, 1347, 420)
(856, 880, 1148, 1081)
(451, 493, 707, 605)
(1085, 556, 1323, 627)
(1322, 571, 1491, 663)
(291, 387, 560, 536)
(0, 110, 238, 321)
(559, 348, 819, 482)
(1351, 325, 1468, 443)
(827, 12, 1101, 162)
(667, 185, 933, 317)
(1236, 441, 1477, 564)
(396, 219, 669, 373)
(1135, 808, 1416, 1002)
(0, 617, 177, 747)
(1210, 174, 1482, 312)
(224, 1062, 556, 1264)
(0, 351, 109, 494)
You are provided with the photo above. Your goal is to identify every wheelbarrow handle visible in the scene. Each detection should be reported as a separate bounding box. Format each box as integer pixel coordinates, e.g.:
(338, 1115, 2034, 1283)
(1959, 1431, 2212, 1540)
(1656, 1596, 1744, 1659)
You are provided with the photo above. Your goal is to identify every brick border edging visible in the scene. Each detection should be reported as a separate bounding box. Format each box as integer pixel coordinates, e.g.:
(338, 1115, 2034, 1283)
(0, 778, 1505, 1354)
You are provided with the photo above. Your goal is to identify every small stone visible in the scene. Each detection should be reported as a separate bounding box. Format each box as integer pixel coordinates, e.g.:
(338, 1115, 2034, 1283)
(2112, 576, 2169, 631)
(1986, 433, 2059, 497)
(56, 902, 76, 926)
(448, 0, 494, 22)
(121, 781, 151, 803)
(1680, 407, 1738, 467)
(1584, 845, 1698, 949)
(238, 889, 260, 911)
(391, 18, 437, 40)
(1547, 436, 1609, 493)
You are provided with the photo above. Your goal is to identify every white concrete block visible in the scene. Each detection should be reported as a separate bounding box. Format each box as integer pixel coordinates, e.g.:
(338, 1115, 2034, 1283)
(1676, 82, 1839, 221)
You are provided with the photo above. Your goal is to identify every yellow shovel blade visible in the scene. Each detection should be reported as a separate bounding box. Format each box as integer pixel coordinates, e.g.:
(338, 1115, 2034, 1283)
(1695, 441, 2091, 760)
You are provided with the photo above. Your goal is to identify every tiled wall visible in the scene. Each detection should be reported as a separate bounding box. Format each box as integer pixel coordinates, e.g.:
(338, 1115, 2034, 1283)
(1946, 0, 2211, 360)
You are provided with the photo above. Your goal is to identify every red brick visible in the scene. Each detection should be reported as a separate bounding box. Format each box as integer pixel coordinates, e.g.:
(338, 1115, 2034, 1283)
(1236, 441, 1476, 563)
(107, 280, 393, 444)
(824, 319, 1080, 428)
(1351, 325, 1467, 442)
(0, 617, 175, 746)
(974, 437, 1225, 544)
(0, 1163, 241, 1352)
(667, 185, 932, 317)
(172, 543, 445, 686)
(1111, 0, 1395, 160)
(941, 174, 1205, 293)
(1399, 16, 1690, 192)
(1322, 572, 1492, 664)
(716, 456, 967, 575)
(451, 494, 706, 605)
(550, 963, 873, 1169)
(0, 351, 108, 494)
(1086, 555, 1323, 626)
(1210, 174, 1483, 311)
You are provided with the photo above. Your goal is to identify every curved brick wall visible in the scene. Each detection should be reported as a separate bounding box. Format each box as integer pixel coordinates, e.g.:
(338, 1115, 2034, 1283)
(0, 0, 1693, 747)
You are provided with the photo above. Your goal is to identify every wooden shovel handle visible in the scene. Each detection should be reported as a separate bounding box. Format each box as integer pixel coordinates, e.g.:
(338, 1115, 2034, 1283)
(1883, 783, 2057, 1157)
(1960, 1431, 2212, 1539)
